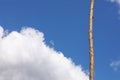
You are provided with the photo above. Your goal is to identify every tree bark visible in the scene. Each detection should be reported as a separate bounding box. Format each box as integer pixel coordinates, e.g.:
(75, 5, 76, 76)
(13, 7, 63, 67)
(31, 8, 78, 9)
(89, 0, 94, 80)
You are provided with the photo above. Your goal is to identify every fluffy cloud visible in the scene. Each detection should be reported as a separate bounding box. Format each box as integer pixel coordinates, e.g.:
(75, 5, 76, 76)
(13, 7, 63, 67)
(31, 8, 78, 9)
(0, 26, 88, 80)
(110, 60, 120, 71)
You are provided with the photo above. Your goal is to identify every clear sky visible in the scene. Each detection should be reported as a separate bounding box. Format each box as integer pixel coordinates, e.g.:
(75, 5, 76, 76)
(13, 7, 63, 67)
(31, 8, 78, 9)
(0, 0, 120, 80)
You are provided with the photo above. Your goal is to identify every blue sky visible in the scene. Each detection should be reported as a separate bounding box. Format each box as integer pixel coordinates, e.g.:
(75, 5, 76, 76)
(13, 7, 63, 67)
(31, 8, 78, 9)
(0, 0, 120, 80)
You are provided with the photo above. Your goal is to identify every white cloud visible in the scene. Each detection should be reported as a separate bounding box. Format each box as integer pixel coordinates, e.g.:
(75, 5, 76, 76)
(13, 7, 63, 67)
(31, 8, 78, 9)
(110, 60, 120, 71)
(0, 26, 4, 38)
(0, 26, 88, 80)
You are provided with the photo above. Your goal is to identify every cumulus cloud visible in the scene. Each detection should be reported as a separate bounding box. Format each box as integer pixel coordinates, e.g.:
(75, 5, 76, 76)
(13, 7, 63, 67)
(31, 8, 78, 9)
(0, 26, 88, 80)
(110, 60, 120, 71)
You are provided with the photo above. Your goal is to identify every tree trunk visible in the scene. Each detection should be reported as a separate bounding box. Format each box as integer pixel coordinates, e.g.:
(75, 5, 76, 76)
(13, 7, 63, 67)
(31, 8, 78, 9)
(89, 0, 94, 80)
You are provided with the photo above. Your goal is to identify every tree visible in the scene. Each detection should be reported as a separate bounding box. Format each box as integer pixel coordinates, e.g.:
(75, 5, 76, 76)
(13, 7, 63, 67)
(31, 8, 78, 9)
(89, 0, 95, 80)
